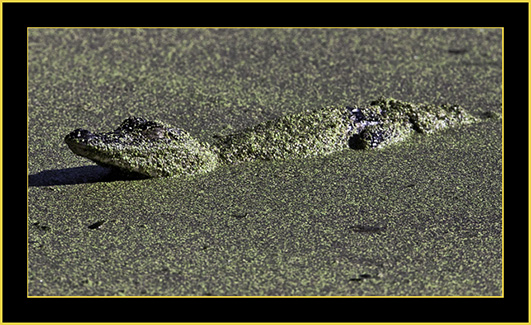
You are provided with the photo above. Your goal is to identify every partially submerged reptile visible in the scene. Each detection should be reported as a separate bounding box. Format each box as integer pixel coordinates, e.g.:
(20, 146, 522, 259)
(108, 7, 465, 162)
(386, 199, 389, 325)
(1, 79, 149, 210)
(65, 97, 496, 178)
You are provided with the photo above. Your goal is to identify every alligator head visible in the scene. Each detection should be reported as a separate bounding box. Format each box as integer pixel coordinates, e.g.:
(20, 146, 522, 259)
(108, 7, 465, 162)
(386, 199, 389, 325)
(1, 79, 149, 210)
(64, 117, 219, 177)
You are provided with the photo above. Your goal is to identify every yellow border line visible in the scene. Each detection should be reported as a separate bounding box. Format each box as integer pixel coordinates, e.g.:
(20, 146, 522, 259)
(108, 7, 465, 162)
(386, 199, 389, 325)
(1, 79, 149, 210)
(6, 0, 531, 2)
(27, 26, 504, 28)
(0, 0, 3, 320)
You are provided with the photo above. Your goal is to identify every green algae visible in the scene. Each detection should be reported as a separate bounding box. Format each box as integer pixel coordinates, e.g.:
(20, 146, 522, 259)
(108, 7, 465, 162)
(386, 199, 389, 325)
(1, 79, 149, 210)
(29, 120, 502, 296)
(28, 28, 502, 296)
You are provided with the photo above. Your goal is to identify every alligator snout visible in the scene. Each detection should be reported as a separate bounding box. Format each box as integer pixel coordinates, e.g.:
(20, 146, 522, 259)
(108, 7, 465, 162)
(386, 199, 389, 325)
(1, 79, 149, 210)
(64, 128, 98, 157)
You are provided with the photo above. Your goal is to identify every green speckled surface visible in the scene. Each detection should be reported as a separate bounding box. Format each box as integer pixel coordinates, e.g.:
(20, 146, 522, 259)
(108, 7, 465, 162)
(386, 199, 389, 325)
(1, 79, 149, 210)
(28, 28, 502, 296)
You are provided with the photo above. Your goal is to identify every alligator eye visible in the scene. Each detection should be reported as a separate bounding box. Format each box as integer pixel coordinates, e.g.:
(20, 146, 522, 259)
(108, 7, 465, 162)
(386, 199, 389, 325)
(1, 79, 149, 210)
(142, 127, 166, 139)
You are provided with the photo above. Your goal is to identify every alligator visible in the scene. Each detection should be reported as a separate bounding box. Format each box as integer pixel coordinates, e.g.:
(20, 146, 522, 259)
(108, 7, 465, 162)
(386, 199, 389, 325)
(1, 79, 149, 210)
(64, 97, 496, 178)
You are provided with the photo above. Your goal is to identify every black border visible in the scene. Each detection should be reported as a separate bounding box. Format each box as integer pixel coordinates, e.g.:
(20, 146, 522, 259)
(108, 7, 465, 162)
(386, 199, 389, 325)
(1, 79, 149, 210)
(9, 2, 529, 323)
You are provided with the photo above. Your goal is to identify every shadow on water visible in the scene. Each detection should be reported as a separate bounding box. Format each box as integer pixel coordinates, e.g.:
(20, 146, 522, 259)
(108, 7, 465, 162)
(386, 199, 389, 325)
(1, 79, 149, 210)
(28, 166, 148, 187)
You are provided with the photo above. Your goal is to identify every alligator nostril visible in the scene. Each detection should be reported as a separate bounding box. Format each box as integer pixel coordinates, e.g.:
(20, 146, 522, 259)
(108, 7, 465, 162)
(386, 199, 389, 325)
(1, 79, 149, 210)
(64, 129, 96, 147)
(71, 129, 94, 139)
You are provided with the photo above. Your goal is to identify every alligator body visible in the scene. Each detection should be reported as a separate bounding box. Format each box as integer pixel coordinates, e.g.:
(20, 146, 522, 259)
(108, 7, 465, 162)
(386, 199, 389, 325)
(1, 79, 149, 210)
(64, 97, 485, 178)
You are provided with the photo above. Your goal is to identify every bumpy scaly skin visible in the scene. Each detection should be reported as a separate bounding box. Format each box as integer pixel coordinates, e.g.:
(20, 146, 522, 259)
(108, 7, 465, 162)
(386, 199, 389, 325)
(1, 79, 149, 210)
(213, 105, 352, 164)
(64, 98, 484, 178)
(65, 117, 219, 177)
(347, 97, 478, 149)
